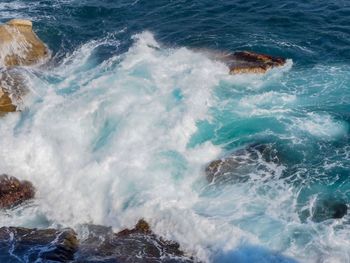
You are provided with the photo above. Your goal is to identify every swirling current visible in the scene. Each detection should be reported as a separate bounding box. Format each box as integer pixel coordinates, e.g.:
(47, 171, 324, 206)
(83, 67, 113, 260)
(0, 0, 350, 262)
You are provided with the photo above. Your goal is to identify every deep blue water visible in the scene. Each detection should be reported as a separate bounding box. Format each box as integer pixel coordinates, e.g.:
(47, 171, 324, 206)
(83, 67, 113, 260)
(0, 1, 350, 262)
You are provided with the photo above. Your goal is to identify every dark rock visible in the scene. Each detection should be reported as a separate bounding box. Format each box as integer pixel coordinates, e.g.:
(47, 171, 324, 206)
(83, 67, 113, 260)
(0, 227, 78, 263)
(205, 144, 279, 184)
(0, 174, 35, 209)
(76, 219, 195, 263)
(311, 198, 348, 222)
(0, 220, 197, 262)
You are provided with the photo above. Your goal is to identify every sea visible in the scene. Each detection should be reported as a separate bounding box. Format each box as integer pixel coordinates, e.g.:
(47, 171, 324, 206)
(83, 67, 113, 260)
(0, 0, 350, 262)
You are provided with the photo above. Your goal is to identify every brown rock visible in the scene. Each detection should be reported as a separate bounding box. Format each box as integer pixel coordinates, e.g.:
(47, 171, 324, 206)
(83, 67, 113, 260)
(0, 70, 29, 113)
(0, 227, 78, 262)
(0, 19, 50, 67)
(228, 51, 286, 74)
(202, 49, 286, 74)
(117, 218, 151, 236)
(0, 91, 16, 112)
(0, 174, 35, 209)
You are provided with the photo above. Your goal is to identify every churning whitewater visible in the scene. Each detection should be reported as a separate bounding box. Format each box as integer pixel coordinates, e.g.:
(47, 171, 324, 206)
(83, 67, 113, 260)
(0, 31, 348, 263)
(1, 0, 350, 262)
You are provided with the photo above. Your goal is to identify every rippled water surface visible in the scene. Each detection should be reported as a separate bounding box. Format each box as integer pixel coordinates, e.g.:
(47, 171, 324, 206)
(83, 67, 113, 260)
(0, 1, 350, 262)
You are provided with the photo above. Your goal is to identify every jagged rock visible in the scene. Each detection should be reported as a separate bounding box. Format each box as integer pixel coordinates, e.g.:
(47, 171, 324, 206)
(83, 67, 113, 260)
(205, 144, 279, 184)
(0, 227, 78, 263)
(227, 51, 286, 74)
(76, 219, 195, 263)
(204, 50, 286, 74)
(0, 220, 196, 262)
(0, 19, 49, 67)
(0, 174, 35, 209)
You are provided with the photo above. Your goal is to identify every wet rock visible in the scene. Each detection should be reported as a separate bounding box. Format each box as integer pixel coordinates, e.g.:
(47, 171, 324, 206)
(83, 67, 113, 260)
(76, 219, 195, 263)
(205, 144, 279, 184)
(0, 89, 16, 112)
(311, 198, 348, 222)
(0, 174, 35, 209)
(0, 70, 29, 113)
(205, 50, 286, 74)
(0, 19, 50, 67)
(0, 227, 78, 263)
(228, 51, 286, 74)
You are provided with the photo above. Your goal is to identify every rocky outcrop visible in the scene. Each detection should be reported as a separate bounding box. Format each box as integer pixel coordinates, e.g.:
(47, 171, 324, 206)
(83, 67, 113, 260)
(227, 51, 286, 74)
(76, 219, 195, 263)
(0, 89, 16, 112)
(0, 174, 35, 209)
(0, 19, 48, 113)
(0, 70, 28, 113)
(0, 19, 49, 67)
(0, 227, 78, 262)
(204, 50, 286, 74)
(205, 144, 279, 184)
(0, 220, 196, 262)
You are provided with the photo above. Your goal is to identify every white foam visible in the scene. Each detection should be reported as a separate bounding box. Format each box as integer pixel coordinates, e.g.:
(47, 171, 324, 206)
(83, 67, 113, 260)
(0, 31, 228, 261)
(293, 112, 348, 140)
(238, 91, 296, 116)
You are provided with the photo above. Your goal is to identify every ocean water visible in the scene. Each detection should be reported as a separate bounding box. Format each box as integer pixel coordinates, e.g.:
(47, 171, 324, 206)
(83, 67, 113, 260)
(0, 0, 350, 262)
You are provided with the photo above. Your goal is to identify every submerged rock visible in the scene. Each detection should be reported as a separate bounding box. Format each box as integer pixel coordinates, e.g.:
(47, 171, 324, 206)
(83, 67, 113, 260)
(0, 174, 35, 209)
(0, 227, 78, 263)
(311, 198, 348, 222)
(205, 144, 279, 184)
(0, 19, 49, 67)
(76, 219, 195, 263)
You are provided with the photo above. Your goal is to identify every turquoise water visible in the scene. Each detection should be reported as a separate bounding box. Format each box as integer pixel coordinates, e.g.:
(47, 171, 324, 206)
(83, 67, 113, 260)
(0, 1, 350, 262)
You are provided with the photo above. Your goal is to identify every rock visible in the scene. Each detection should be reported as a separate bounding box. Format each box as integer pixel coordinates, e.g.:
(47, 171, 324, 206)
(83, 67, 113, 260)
(0, 19, 49, 67)
(0, 220, 197, 262)
(0, 227, 78, 262)
(76, 219, 195, 263)
(204, 50, 286, 74)
(0, 90, 16, 112)
(116, 218, 151, 236)
(0, 174, 35, 209)
(311, 198, 348, 222)
(205, 144, 279, 184)
(0, 70, 28, 113)
(228, 51, 286, 74)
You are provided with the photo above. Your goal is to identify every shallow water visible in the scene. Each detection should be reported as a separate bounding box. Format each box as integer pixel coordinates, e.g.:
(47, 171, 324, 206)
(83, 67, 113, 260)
(0, 1, 350, 262)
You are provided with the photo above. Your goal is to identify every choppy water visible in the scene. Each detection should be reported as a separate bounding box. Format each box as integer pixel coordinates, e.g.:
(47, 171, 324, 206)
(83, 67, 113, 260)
(1, 1, 350, 262)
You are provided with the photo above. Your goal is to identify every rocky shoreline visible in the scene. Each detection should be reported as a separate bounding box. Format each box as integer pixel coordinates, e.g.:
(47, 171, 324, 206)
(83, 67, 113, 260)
(0, 219, 195, 262)
(0, 18, 293, 262)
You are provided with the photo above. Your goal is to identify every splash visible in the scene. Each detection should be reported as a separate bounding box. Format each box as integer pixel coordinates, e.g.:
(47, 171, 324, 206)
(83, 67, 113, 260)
(0, 31, 349, 263)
